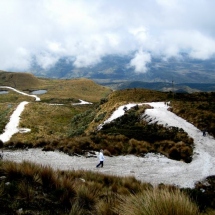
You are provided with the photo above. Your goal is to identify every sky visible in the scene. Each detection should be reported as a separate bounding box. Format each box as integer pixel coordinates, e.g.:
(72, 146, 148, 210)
(0, 0, 215, 73)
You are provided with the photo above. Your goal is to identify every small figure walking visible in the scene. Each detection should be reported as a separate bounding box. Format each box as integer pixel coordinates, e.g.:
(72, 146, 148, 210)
(203, 130, 206, 136)
(96, 149, 104, 168)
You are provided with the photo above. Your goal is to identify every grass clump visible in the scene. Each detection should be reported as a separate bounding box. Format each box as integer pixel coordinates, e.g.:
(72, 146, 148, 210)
(116, 186, 200, 215)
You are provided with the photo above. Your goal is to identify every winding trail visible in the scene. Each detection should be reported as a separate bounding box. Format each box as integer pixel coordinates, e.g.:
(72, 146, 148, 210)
(0, 86, 41, 143)
(0, 101, 30, 142)
(2, 101, 215, 188)
(0, 86, 40, 101)
(0, 86, 92, 142)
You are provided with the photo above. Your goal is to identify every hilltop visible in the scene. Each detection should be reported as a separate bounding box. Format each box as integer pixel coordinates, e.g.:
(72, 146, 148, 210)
(0, 71, 112, 102)
(0, 70, 41, 89)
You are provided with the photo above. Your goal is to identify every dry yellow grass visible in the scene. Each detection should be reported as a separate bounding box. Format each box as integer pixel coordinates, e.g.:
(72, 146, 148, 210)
(0, 71, 41, 89)
(38, 78, 112, 103)
(0, 71, 112, 103)
(10, 102, 80, 142)
(0, 72, 112, 143)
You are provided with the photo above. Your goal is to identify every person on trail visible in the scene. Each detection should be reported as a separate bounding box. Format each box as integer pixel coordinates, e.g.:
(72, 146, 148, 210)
(96, 149, 104, 168)
(203, 130, 206, 136)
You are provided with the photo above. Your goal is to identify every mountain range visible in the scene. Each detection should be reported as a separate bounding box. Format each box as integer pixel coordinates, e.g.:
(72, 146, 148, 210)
(30, 54, 215, 92)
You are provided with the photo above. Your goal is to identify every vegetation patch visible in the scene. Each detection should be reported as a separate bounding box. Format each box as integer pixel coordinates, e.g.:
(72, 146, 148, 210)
(0, 160, 214, 214)
(0, 104, 14, 133)
(170, 92, 215, 136)
(8, 103, 98, 143)
(97, 105, 193, 162)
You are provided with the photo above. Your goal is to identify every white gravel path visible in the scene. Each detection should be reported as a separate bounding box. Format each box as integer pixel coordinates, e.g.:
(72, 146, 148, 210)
(0, 86, 40, 101)
(1, 100, 215, 188)
(0, 101, 30, 142)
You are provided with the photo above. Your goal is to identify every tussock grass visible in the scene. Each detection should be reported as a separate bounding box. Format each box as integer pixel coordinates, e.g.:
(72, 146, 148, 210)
(2, 161, 23, 180)
(69, 202, 86, 215)
(75, 185, 99, 210)
(40, 166, 57, 189)
(1, 160, 215, 214)
(116, 187, 200, 215)
(0, 160, 151, 214)
(18, 180, 34, 201)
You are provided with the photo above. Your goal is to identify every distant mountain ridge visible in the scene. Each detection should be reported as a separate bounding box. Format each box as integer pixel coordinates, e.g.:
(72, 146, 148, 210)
(113, 81, 215, 92)
(30, 55, 215, 84)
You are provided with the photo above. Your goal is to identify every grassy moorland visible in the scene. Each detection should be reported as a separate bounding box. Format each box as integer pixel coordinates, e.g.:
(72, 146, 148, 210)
(0, 71, 41, 89)
(1, 72, 215, 213)
(0, 76, 214, 163)
(0, 70, 112, 102)
(0, 160, 215, 215)
(169, 92, 215, 136)
(0, 72, 111, 142)
(1, 87, 194, 163)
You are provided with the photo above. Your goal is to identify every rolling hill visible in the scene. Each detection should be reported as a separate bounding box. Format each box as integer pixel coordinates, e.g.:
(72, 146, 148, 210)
(1, 71, 215, 214)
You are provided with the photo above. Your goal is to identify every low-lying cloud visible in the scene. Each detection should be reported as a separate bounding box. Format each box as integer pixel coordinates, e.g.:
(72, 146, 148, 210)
(0, 0, 215, 73)
(129, 50, 151, 73)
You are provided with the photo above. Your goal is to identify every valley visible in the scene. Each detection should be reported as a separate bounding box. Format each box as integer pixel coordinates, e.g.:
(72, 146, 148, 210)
(1, 71, 215, 214)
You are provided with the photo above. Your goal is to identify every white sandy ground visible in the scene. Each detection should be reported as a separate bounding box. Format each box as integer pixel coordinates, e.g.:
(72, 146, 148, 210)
(0, 101, 30, 142)
(72, 99, 93, 105)
(1, 87, 215, 188)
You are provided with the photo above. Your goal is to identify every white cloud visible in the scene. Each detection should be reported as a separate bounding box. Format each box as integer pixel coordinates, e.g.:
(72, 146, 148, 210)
(129, 50, 151, 73)
(36, 52, 59, 69)
(0, 0, 215, 72)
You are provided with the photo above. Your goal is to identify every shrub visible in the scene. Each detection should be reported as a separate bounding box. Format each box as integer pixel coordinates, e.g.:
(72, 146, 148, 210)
(94, 112, 107, 122)
(104, 149, 112, 156)
(169, 147, 181, 160)
(42, 145, 55, 151)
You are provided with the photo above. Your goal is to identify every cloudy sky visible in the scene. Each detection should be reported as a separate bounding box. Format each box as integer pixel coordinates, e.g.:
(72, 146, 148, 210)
(0, 0, 215, 73)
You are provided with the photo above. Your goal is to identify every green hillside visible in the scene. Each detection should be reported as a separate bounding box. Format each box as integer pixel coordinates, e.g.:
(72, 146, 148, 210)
(0, 71, 112, 102)
(1, 73, 215, 163)
(1, 72, 215, 214)
(0, 71, 41, 89)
